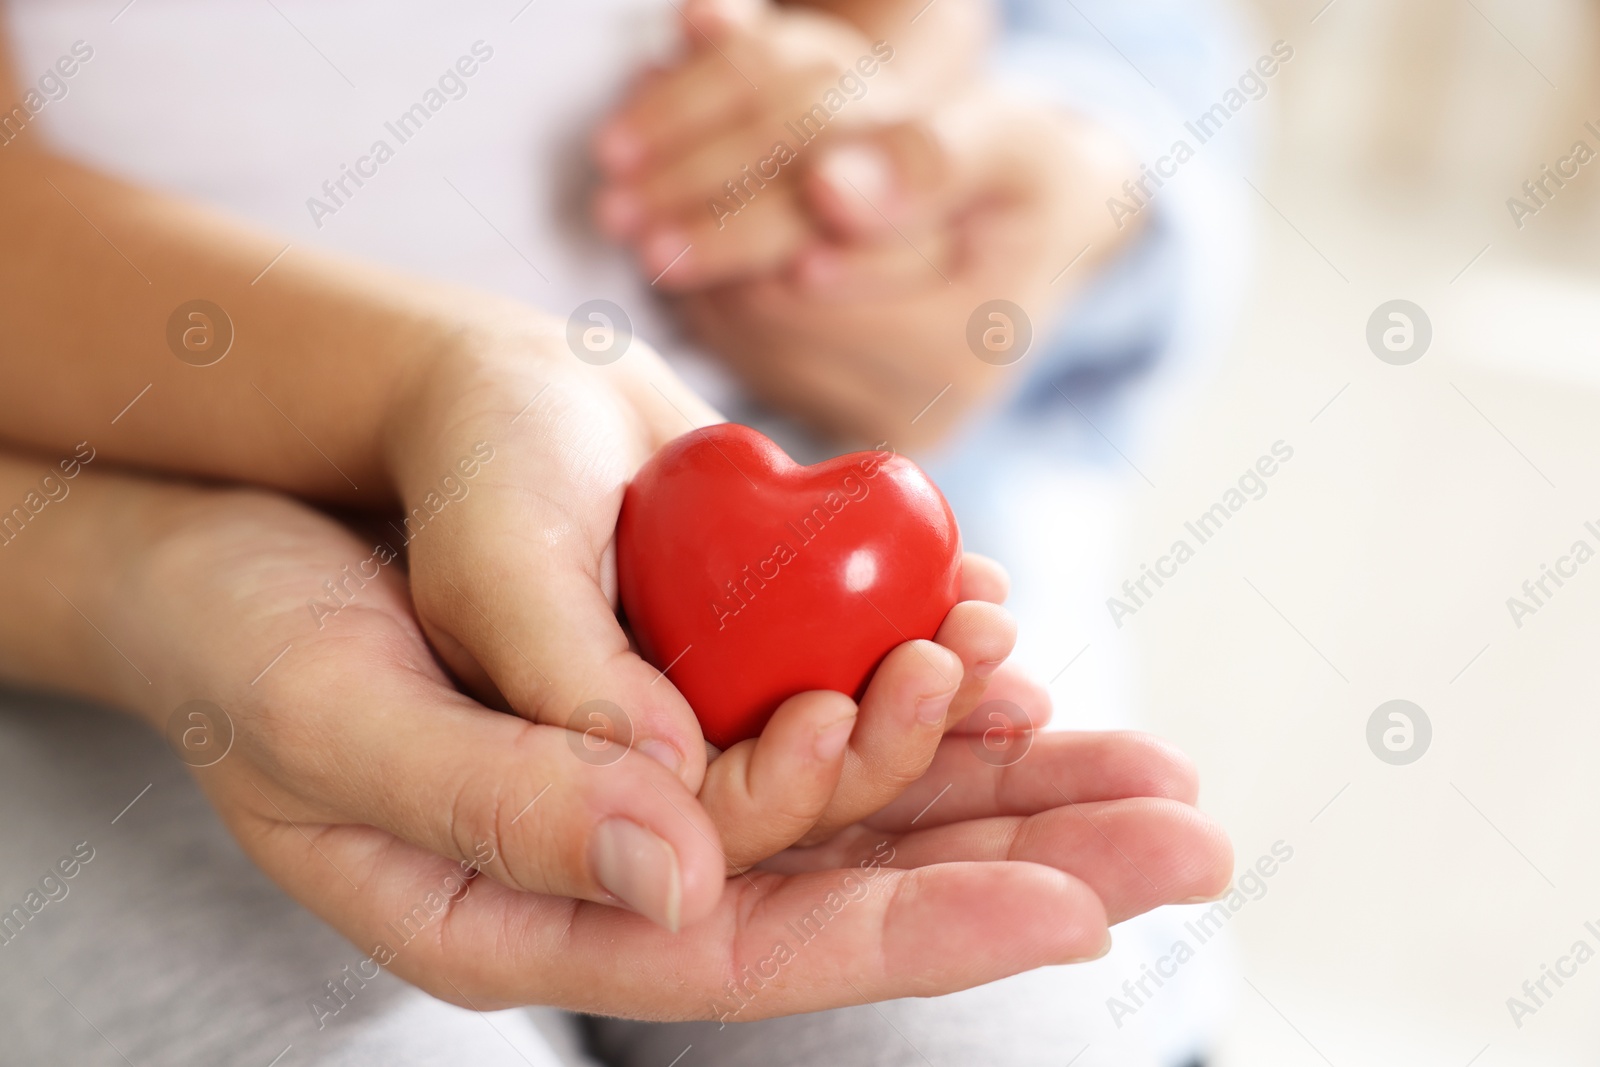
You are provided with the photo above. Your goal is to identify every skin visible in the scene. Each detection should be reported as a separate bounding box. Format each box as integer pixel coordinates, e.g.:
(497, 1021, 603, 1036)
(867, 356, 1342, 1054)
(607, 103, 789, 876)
(0, 27, 1008, 836)
(0, 453, 1231, 1015)
(0, 14, 1231, 1019)
(594, 0, 992, 281)
(597, 1, 1144, 447)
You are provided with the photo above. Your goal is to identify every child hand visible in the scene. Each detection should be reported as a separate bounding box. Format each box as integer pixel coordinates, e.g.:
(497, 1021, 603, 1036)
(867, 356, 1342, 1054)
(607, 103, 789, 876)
(696, 553, 1036, 871)
(389, 333, 1032, 874)
(378, 330, 1000, 822)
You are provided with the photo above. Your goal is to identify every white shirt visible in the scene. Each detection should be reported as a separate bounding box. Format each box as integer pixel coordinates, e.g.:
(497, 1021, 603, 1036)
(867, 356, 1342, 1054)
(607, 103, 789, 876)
(6, 0, 741, 400)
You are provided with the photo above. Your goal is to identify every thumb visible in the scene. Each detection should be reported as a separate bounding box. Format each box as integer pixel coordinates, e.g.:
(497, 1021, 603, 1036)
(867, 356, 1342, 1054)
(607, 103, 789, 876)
(395, 362, 718, 799)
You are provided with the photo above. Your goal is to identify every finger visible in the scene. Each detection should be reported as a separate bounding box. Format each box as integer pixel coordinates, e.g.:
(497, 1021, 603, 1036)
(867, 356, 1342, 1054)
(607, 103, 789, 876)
(595, 48, 757, 177)
(791, 232, 957, 299)
(390, 363, 729, 796)
(293, 849, 1112, 1014)
(959, 552, 1010, 604)
(801, 110, 1024, 241)
(858, 799, 1236, 923)
(234, 635, 728, 932)
(699, 690, 857, 871)
(233, 820, 584, 1012)
(402, 368, 712, 786)
(130, 486, 724, 931)
(635, 186, 814, 290)
(802, 104, 1133, 289)
(866, 730, 1204, 832)
(598, 121, 803, 238)
(930, 599, 1018, 729)
(803, 126, 949, 239)
(946, 661, 1053, 734)
(798, 639, 961, 844)
(414, 508, 706, 783)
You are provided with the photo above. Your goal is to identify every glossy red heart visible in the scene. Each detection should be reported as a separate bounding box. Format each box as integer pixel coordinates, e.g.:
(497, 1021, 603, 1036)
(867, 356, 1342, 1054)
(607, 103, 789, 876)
(617, 423, 962, 749)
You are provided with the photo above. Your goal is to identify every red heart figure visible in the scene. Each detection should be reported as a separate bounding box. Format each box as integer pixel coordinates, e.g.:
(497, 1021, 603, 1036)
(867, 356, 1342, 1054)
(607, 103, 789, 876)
(617, 423, 962, 749)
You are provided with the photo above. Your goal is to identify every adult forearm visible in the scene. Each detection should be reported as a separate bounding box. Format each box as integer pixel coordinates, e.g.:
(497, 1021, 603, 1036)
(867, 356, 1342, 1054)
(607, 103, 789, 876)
(0, 445, 179, 708)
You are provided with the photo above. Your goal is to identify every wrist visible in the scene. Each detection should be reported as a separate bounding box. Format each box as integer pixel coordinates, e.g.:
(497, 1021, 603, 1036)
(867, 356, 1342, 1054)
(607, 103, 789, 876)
(378, 308, 564, 507)
(0, 456, 198, 721)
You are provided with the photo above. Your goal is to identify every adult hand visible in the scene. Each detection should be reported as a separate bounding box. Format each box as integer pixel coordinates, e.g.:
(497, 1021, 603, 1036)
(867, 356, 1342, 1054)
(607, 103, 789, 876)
(593, 0, 974, 288)
(673, 92, 1140, 448)
(92, 477, 1230, 1017)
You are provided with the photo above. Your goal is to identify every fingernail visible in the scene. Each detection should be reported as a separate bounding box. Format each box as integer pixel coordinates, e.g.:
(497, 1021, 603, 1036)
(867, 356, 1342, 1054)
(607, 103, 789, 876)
(819, 143, 893, 204)
(973, 658, 1004, 681)
(1180, 888, 1230, 904)
(1065, 932, 1114, 964)
(590, 818, 683, 932)
(596, 126, 643, 174)
(638, 739, 684, 777)
(916, 690, 954, 726)
(814, 713, 856, 761)
(595, 187, 644, 239)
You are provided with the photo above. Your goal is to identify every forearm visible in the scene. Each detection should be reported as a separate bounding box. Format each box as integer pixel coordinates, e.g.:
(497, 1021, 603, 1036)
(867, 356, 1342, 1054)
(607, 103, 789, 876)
(0, 445, 183, 711)
(0, 143, 531, 507)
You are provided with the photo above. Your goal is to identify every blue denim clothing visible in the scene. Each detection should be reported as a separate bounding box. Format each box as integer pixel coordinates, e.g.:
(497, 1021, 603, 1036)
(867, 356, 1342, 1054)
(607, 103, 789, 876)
(945, 0, 1255, 470)
(925, 5, 1257, 1062)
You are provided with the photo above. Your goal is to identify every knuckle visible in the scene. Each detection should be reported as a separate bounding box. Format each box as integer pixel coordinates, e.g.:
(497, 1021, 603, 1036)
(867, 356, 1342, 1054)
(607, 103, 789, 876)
(761, 788, 830, 838)
(448, 772, 516, 886)
(862, 748, 938, 804)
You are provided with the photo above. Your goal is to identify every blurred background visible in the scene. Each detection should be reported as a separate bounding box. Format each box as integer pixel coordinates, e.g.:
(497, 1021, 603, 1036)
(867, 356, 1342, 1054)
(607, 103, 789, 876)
(1111, 0, 1600, 1061)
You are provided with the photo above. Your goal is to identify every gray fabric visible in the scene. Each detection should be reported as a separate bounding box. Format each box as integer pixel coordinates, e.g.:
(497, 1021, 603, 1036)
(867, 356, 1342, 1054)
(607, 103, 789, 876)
(586, 969, 1165, 1067)
(0, 692, 1158, 1066)
(0, 691, 587, 1067)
